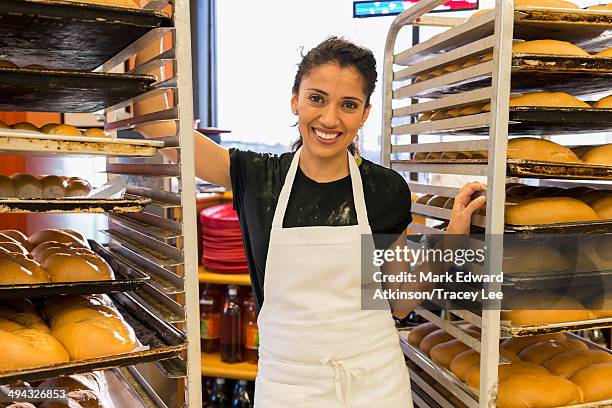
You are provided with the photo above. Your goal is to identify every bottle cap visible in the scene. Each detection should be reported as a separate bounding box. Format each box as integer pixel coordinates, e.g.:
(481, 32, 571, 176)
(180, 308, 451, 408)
(228, 285, 237, 296)
(216, 378, 225, 385)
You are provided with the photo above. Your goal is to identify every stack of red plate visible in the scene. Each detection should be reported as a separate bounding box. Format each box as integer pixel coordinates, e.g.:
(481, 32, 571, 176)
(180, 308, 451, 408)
(200, 204, 248, 274)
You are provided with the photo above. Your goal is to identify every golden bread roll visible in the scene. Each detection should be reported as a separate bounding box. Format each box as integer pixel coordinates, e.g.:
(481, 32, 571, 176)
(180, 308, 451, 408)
(412, 152, 428, 160)
(40, 175, 66, 198)
(61, 228, 89, 245)
(38, 371, 106, 395)
(48, 304, 121, 329)
(419, 329, 454, 355)
(514, 0, 579, 8)
(0, 60, 18, 69)
(518, 339, 588, 364)
(28, 229, 88, 249)
(5, 402, 37, 408)
(497, 373, 582, 408)
(588, 4, 612, 10)
(0, 119, 9, 129)
(35, 246, 95, 264)
(570, 362, 612, 402)
(446, 108, 462, 118)
(42, 295, 113, 320)
(502, 241, 570, 273)
(430, 110, 449, 121)
(581, 143, 612, 165)
(408, 322, 438, 346)
(0, 306, 49, 332)
(590, 195, 612, 219)
(48, 125, 81, 137)
(596, 47, 612, 57)
(595, 95, 612, 108)
(583, 292, 612, 318)
(0, 259, 50, 284)
(443, 198, 454, 210)
(426, 195, 448, 207)
(505, 197, 600, 225)
(23, 64, 47, 70)
(0, 230, 29, 247)
(573, 234, 612, 272)
(578, 190, 609, 205)
(472, 150, 488, 159)
(83, 128, 111, 138)
(64, 0, 140, 8)
(0, 241, 29, 256)
(31, 241, 78, 261)
(543, 349, 612, 378)
(507, 137, 580, 163)
(461, 58, 481, 68)
(571, 145, 595, 158)
(502, 294, 591, 326)
(450, 349, 480, 380)
(465, 361, 550, 389)
(425, 152, 443, 160)
(430, 339, 471, 369)
(65, 180, 91, 197)
(458, 104, 484, 116)
(487, 92, 590, 109)
(512, 39, 588, 56)
(415, 194, 432, 205)
(415, 73, 429, 82)
(501, 333, 566, 354)
(39, 123, 60, 134)
(11, 122, 39, 132)
(418, 112, 433, 122)
(442, 64, 462, 74)
(440, 151, 472, 159)
(0, 329, 70, 370)
(0, 175, 15, 198)
(11, 173, 42, 198)
(43, 253, 113, 282)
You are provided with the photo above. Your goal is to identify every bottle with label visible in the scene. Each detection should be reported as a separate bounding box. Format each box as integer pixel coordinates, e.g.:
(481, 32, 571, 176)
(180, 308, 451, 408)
(221, 285, 243, 363)
(243, 293, 259, 364)
(209, 378, 228, 408)
(231, 380, 252, 408)
(201, 284, 221, 353)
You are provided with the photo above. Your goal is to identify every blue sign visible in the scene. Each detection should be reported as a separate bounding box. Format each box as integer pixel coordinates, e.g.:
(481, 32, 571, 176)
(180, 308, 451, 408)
(353, 0, 479, 18)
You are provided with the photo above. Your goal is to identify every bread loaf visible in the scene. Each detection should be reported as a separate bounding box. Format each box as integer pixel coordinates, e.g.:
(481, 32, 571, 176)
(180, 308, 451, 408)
(499, 92, 591, 109)
(0, 60, 18, 69)
(419, 329, 454, 355)
(1, 230, 29, 247)
(430, 339, 471, 368)
(408, 322, 438, 346)
(65, 0, 140, 8)
(42, 253, 113, 282)
(11, 173, 42, 199)
(418, 112, 433, 122)
(497, 374, 582, 408)
(588, 4, 612, 10)
(589, 195, 612, 219)
(430, 110, 449, 121)
(572, 234, 612, 273)
(465, 361, 550, 389)
(458, 104, 484, 116)
(578, 190, 609, 205)
(596, 47, 612, 57)
(65, 180, 91, 197)
(518, 339, 588, 364)
(443, 198, 454, 209)
(583, 292, 612, 318)
(581, 143, 612, 165)
(514, 0, 579, 8)
(29, 229, 88, 249)
(502, 241, 570, 273)
(571, 362, 612, 402)
(501, 333, 567, 354)
(0, 241, 29, 256)
(502, 294, 591, 326)
(450, 349, 480, 380)
(11, 122, 39, 133)
(427, 195, 449, 207)
(0, 259, 50, 284)
(413, 151, 428, 160)
(512, 40, 588, 56)
(543, 349, 612, 378)
(48, 125, 81, 137)
(440, 151, 472, 159)
(83, 128, 111, 138)
(0, 175, 15, 198)
(415, 194, 433, 205)
(595, 95, 612, 108)
(39, 123, 60, 134)
(505, 197, 600, 225)
(41, 175, 66, 198)
(425, 152, 443, 160)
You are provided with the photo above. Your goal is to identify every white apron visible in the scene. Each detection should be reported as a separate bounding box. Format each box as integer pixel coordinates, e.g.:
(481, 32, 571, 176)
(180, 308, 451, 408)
(254, 148, 412, 408)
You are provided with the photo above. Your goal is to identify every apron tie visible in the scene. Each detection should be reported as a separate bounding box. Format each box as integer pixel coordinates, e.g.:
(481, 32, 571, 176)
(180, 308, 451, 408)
(320, 356, 369, 407)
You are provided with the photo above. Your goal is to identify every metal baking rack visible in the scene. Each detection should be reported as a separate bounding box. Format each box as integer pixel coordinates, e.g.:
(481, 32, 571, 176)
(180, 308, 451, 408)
(382, 1, 612, 406)
(0, 67, 156, 112)
(0, 240, 149, 298)
(0, 1, 201, 405)
(0, 197, 151, 214)
(500, 317, 612, 337)
(0, 0, 171, 71)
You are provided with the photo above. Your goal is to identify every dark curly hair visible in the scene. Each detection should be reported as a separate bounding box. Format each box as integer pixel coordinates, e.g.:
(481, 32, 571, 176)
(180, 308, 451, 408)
(291, 37, 377, 156)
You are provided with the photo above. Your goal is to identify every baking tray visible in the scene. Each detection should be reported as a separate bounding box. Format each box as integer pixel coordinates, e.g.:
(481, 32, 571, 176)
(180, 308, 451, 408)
(0, 0, 172, 71)
(417, 55, 612, 99)
(505, 220, 612, 235)
(0, 197, 151, 214)
(501, 316, 612, 337)
(0, 130, 163, 157)
(0, 67, 156, 112)
(0, 240, 149, 298)
(0, 292, 186, 384)
(503, 268, 612, 290)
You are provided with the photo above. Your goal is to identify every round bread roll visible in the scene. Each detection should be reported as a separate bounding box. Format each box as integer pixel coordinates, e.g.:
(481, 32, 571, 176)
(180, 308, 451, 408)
(427, 195, 449, 207)
(413, 151, 428, 160)
(502, 293, 591, 326)
(430, 110, 449, 121)
(0, 175, 15, 198)
(596, 47, 612, 57)
(418, 112, 433, 122)
(581, 143, 612, 165)
(42, 295, 113, 321)
(83, 128, 111, 138)
(502, 241, 570, 273)
(65, 0, 140, 8)
(590, 195, 612, 219)
(408, 322, 438, 346)
(35, 246, 95, 264)
(507, 137, 580, 163)
(595, 95, 612, 108)
(40, 175, 66, 198)
(0, 241, 29, 256)
(425, 152, 443, 160)
(28, 229, 88, 249)
(430, 339, 471, 369)
(507, 92, 590, 108)
(31, 241, 78, 261)
(588, 4, 612, 10)
(419, 329, 454, 355)
(577, 190, 609, 205)
(570, 362, 612, 402)
(514, 0, 579, 8)
(0, 306, 49, 332)
(543, 349, 612, 378)
(583, 292, 612, 318)
(43, 253, 113, 282)
(440, 151, 472, 159)
(0, 329, 70, 370)
(39, 123, 60, 134)
(512, 39, 588, 56)
(65, 180, 91, 197)
(48, 125, 81, 137)
(458, 104, 484, 116)
(0, 119, 9, 129)
(465, 361, 550, 389)
(415, 194, 433, 205)
(518, 339, 588, 364)
(0, 259, 50, 284)
(501, 333, 566, 354)
(443, 198, 454, 210)
(472, 150, 488, 159)
(505, 197, 600, 225)
(61, 228, 88, 245)
(497, 373, 582, 408)
(450, 349, 480, 380)
(11, 173, 42, 198)
(0, 230, 29, 247)
(0, 60, 18, 69)
(48, 304, 121, 329)
(11, 122, 39, 133)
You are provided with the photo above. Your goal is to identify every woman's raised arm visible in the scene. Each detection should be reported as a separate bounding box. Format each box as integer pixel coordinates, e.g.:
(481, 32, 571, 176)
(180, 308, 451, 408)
(193, 130, 231, 189)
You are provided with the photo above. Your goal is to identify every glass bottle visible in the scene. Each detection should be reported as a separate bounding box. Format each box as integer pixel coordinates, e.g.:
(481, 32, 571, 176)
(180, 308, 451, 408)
(243, 293, 259, 364)
(209, 378, 228, 408)
(221, 285, 243, 363)
(231, 380, 252, 408)
(201, 284, 221, 353)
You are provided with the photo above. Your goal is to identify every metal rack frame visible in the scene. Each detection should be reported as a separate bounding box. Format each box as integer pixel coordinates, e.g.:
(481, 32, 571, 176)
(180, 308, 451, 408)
(382, 1, 611, 407)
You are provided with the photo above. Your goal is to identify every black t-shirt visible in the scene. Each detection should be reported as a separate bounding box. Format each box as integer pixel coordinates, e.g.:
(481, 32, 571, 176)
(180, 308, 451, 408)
(229, 149, 412, 312)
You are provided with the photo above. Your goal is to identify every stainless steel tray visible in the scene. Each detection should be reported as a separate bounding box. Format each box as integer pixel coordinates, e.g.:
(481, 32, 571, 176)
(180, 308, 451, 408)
(0, 197, 151, 214)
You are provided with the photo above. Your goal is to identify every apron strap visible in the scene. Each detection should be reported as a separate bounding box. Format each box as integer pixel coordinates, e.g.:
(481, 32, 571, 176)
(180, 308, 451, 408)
(320, 356, 369, 408)
(271, 147, 370, 229)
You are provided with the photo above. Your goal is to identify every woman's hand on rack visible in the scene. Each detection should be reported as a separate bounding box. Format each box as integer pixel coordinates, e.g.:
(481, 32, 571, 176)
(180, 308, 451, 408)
(446, 181, 486, 235)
